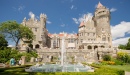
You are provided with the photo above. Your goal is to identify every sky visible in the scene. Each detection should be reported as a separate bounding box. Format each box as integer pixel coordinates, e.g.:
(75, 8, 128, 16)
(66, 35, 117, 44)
(0, 0, 130, 46)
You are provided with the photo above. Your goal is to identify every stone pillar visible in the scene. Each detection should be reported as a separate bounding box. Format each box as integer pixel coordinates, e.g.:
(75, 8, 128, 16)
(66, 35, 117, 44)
(33, 44, 35, 49)
(98, 53, 102, 61)
(51, 40, 53, 48)
(21, 56, 26, 65)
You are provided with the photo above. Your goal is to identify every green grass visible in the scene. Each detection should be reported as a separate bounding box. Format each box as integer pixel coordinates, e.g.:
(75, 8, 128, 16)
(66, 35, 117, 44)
(104, 65, 130, 72)
(0, 65, 31, 75)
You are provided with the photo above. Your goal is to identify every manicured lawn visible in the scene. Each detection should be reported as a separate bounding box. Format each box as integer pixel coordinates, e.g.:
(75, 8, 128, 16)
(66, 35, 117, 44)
(104, 65, 130, 72)
(0, 66, 31, 75)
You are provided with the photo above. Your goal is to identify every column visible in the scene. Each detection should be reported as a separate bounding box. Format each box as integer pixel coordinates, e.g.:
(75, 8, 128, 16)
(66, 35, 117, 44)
(51, 40, 53, 49)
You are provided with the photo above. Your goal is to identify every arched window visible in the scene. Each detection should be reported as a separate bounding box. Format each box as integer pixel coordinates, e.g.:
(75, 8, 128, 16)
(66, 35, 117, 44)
(35, 44, 40, 48)
(102, 36, 106, 41)
(53, 40, 56, 48)
(101, 45, 105, 48)
(88, 45, 92, 49)
(94, 45, 98, 50)
(28, 44, 33, 49)
(108, 37, 110, 41)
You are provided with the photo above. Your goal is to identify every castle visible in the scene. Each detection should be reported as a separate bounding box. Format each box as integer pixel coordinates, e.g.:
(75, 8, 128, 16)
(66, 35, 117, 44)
(20, 2, 115, 62)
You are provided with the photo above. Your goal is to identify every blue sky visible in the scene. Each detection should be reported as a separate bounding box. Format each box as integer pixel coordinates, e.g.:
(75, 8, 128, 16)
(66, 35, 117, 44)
(0, 0, 130, 46)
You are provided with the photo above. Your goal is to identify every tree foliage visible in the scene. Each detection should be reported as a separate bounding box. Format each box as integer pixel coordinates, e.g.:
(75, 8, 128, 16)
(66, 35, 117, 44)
(118, 38, 130, 50)
(126, 38, 130, 50)
(0, 48, 38, 63)
(0, 21, 34, 48)
(118, 44, 126, 50)
(0, 34, 8, 49)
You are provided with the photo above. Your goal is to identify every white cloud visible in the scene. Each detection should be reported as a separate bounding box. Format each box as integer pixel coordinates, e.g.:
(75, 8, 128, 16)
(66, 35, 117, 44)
(111, 21, 130, 40)
(110, 8, 117, 12)
(112, 37, 130, 46)
(60, 24, 65, 27)
(72, 13, 93, 24)
(29, 11, 35, 19)
(47, 21, 52, 24)
(18, 5, 25, 11)
(72, 18, 79, 24)
(12, 5, 25, 12)
(70, 5, 74, 9)
(111, 21, 130, 46)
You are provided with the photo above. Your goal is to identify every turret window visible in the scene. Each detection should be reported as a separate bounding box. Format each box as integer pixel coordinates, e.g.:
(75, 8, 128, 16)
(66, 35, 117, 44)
(102, 37, 106, 41)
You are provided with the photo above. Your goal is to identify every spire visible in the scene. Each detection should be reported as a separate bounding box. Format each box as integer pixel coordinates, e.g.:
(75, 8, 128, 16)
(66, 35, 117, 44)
(97, 2, 103, 8)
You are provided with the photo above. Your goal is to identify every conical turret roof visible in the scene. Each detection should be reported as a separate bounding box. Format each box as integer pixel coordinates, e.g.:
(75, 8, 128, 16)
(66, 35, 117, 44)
(79, 21, 85, 27)
(97, 2, 103, 8)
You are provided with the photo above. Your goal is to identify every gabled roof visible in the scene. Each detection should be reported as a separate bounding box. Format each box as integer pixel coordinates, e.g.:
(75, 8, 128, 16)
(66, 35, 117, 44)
(97, 2, 103, 8)
(79, 21, 85, 27)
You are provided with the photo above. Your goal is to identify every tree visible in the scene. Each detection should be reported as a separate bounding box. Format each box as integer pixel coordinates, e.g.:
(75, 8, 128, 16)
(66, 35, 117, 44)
(0, 21, 34, 49)
(126, 38, 130, 50)
(118, 44, 126, 50)
(0, 34, 8, 49)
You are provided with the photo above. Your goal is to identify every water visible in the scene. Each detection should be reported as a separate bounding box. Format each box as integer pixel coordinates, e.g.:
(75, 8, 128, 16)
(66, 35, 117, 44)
(25, 63, 92, 72)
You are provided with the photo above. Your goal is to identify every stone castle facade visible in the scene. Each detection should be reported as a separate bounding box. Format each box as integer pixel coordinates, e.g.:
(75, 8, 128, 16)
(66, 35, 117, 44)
(20, 2, 115, 62)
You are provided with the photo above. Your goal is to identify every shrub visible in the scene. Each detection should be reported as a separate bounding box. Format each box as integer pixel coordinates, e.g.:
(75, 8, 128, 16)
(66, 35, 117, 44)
(102, 55, 111, 61)
(113, 59, 123, 65)
(117, 52, 130, 63)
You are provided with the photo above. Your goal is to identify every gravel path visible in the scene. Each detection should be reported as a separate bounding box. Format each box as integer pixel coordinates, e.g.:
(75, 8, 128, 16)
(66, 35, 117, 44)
(125, 71, 130, 75)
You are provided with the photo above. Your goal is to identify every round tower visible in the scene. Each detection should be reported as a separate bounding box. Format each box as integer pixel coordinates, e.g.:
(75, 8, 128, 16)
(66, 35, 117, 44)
(94, 2, 112, 48)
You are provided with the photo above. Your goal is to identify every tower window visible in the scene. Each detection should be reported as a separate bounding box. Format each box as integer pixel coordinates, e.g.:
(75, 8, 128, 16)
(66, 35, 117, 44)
(102, 37, 106, 41)
(41, 35, 43, 39)
(88, 33, 89, 36)
(35, 28, 37, 32)
(53, 40, 56, 48)
(93, 33, 95, 36)
(102, 28, 104, 31)
(81, 39, 83, 43)
(34, 35, 36, 41)
(108, 37, 110, 41)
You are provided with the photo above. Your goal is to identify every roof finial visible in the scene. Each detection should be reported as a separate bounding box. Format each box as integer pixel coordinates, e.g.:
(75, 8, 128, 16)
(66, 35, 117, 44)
(97, 1, 103, 8)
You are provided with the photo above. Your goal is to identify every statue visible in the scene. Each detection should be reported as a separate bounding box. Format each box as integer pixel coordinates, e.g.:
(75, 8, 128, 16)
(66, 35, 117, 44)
(10, 58, 15, 66)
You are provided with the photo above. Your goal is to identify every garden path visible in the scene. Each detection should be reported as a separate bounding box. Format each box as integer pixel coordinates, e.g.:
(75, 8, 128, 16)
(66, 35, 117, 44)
(125, 71, 130, 75)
